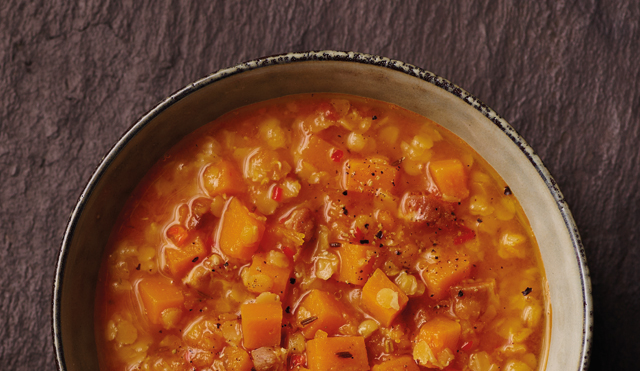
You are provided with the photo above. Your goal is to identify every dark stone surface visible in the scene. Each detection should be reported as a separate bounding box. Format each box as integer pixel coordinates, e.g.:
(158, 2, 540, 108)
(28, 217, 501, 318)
(1, 1, 638, 369)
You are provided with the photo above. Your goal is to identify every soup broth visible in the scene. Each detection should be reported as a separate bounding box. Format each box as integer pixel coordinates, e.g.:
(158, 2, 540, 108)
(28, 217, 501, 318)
(95, 94, 548, 371)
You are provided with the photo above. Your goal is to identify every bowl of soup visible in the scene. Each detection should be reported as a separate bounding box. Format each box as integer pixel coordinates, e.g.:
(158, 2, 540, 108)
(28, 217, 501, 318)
(53, 51, 591, 371)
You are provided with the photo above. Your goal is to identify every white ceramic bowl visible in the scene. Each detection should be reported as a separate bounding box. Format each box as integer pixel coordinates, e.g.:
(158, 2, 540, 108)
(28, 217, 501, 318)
(53, 51, 592, 370)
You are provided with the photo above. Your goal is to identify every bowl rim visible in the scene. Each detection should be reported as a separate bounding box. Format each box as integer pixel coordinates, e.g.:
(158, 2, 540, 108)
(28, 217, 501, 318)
(52, 50, 592, 371)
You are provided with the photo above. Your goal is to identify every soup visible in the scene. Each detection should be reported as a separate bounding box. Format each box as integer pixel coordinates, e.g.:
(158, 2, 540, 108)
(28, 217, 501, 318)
(95, 94, 548, 371)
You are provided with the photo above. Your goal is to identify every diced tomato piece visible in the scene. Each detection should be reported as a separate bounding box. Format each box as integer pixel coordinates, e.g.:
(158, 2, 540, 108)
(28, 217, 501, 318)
(290, 354, 306, 368)
(319, 101, 340, 121)
(331, 149, 344, 162)
(282, 246, 296, 261)
(166, 225, 189, 247)
(454, 225, 475, 245)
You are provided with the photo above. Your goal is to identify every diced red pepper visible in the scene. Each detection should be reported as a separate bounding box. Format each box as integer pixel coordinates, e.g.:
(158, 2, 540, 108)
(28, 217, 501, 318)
(353, 227, 365, 242)
(290, 353, 306, 368)
(319, 102, 340, 121)
(461, 340, 474, 351)
(282, 246, 296, 261)
(454, 225, 476, 245)
(331, 149, 344, 162)
(272, 186, 283, 201)
(167, 225, 189, 247)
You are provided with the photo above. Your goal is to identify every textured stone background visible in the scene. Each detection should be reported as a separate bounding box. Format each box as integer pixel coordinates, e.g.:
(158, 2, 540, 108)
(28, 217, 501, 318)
(1, 1, 638, 370)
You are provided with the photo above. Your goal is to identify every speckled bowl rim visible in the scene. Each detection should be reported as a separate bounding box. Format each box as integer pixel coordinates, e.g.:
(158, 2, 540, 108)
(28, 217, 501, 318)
(53, 50, 592, 370)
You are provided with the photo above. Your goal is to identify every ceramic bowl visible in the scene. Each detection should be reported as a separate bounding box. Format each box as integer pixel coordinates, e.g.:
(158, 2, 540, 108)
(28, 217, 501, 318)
(53, 51, 591, 370)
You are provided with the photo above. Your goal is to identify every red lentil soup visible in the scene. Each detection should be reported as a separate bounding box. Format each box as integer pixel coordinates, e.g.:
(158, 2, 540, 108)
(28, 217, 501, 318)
(95, 94, 548, 371)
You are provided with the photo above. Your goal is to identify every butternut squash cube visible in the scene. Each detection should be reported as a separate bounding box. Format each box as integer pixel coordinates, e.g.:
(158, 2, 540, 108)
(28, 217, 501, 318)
(240, 300, 282, 349)
(335, 242, 377, 286)
(218, 197, 266, 260)
(138, 276, 184, 325)
(296, 289, 349, 339)
(242, 252, 292, 299)
(421, 251, 472, 301)
(298, 134, 344, 174)
(413, 317, 461, 368)
(164, 236, 208, 278)
(361, 269, 409, 327)
(202, 160, 245, 197)
(306, 336, 369, 371)
(343, 159, 399, 195)
(429, 159, 469, 202)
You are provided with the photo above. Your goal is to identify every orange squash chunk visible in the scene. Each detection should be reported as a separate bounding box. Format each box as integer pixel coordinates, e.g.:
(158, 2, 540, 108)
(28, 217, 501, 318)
(218, 197, 266, 260)
(242, 252, 292, 299)
(298, 134, 344, 173)
(361, 269, 409, 327)
(420, 252, 471, 301)
(343, 159, 399, 195)
(372, 355, 420, 371)
(296, 289, 349, 339)
(202, 160, 245, 197)
(413, 317, 461, 368)
(335, 242, 377, 286)
(306, 336, 369, 371)
(240, 300, 282, 349)
(164, 236, 208, 278)
(138, 276, 184, 325)
(429, 159, 469, 202)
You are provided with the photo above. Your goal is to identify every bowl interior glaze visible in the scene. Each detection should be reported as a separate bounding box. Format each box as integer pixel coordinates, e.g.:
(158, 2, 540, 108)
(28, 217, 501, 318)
(53, 51, 591, 371)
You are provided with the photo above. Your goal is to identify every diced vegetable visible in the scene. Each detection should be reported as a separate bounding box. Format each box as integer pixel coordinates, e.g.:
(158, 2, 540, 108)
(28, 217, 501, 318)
(296, 289, 349, 339)
(138, 276, 184, 325)
(372, 355, 420, 371)
(218, 197, 266, 260)
(166, 224, 190, 247)
(202, 160, 245, 196)
(271, 186, 283, 201)
(454, 224, 476, 245)
(298, 135, 344, 173)
(335, 242, 377, 286)
(421, 251, 472, 301)
(306, 336, 369, 371)
(361, 269, 409, 327)
(164, 236, 208, 277)
(242, 251, 292, 299)
(223, 346, 254, 371)
(240, 299, 283, 349)
(343, 159, 399, 195)
(413, 317, 461, 368)
(331, 149, 344, 162)
(429, 159, 470, 202)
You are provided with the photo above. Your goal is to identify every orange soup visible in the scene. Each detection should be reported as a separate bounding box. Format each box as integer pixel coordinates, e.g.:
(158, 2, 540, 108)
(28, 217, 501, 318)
(95, 94, 548, 371)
